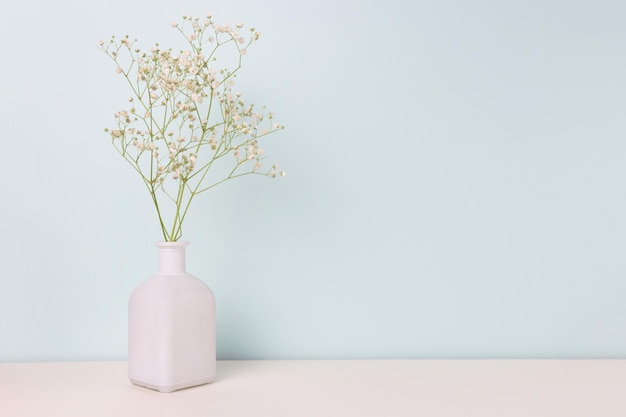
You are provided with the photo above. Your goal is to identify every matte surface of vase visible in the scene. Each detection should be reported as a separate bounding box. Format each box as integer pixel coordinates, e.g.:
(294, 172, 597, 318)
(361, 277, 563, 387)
(128, 241, 216, 393)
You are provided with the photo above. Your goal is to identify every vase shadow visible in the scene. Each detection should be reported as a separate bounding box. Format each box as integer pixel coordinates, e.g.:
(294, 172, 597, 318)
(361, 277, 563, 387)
(215, 360, 261, 382)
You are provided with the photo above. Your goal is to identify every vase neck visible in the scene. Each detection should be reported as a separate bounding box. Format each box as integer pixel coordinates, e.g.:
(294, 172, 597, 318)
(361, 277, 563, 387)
(156, 241, 188, 274)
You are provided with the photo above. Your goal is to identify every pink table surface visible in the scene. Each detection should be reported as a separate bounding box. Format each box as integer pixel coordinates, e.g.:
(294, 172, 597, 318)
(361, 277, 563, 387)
(2, 359, 626, 416)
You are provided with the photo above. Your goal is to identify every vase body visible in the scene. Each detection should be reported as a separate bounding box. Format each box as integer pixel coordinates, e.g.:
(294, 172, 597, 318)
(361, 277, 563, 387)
(128, 241, 216, 393)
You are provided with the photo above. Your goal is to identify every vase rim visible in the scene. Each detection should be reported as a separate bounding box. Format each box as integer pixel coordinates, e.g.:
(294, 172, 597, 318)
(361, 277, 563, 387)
(156, 241, 189, 248)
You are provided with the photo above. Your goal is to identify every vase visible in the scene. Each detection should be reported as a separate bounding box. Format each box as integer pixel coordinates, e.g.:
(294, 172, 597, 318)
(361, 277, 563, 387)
(128, 241, 216, 393)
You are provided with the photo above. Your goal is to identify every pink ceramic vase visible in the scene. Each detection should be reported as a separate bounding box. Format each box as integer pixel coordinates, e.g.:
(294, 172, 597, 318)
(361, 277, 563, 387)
(128, 241, 216, 392)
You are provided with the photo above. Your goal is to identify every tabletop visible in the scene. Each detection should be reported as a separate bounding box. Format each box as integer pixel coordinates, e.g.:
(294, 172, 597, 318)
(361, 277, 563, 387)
(2, 359, 626, 416)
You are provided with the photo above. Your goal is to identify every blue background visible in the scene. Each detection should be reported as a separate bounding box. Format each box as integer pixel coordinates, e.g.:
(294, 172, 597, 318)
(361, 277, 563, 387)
(1, 0, 626, 361)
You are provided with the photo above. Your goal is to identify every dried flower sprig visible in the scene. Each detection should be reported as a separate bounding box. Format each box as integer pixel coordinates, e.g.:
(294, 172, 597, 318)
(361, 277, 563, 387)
(99, 15, 285, 241)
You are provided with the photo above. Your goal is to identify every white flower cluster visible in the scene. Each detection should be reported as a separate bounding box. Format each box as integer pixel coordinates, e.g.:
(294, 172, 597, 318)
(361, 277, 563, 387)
(100, 14, 285, 241)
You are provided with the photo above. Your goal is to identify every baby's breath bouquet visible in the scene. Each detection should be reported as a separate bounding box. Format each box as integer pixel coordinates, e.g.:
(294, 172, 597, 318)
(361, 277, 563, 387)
(99, 15, 284, 241)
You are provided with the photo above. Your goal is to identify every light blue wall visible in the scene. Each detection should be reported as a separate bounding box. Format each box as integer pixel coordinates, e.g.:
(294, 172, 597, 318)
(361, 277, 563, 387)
(1, 0, 626, 361)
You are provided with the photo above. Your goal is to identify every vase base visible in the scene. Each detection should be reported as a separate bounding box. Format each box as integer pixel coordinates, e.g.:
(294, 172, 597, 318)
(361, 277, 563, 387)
(129, 375, 215, 393)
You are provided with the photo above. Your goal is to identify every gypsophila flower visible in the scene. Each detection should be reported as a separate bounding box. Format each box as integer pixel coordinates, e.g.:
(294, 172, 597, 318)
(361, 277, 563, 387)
(99, 13, 285, 242)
